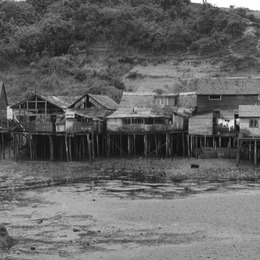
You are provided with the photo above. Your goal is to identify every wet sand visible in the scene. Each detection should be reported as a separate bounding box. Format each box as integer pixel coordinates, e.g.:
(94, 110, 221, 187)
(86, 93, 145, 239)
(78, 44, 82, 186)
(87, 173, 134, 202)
(2, 183, 260, 260)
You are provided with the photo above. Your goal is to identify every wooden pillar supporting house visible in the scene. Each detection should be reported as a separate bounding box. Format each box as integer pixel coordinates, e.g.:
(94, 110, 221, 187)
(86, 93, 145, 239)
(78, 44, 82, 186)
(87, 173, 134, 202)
(249, 141, 252, 162)
(182, 132, 185, 157)
(236, 139, 241, 166)
(127, 134, 131, 156)
(254, 140, 257, 165)
(144, 134, 147, 157)
(49, 135, 54, 161)
(65, 135, 69, 162)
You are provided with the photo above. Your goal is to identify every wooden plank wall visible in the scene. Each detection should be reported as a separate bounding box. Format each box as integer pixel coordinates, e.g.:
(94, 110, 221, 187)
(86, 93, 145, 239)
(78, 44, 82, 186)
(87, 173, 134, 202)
(240, 118, 260, 137)
(197, 95, 260, 112)
(188, 113, 213, 135)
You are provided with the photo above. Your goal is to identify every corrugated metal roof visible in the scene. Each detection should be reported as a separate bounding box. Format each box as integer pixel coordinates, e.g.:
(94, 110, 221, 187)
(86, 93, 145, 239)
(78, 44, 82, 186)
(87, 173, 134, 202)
(239, 105, 260, 117)
(185, 78, 260, 95)
(89, 94, 118, 110)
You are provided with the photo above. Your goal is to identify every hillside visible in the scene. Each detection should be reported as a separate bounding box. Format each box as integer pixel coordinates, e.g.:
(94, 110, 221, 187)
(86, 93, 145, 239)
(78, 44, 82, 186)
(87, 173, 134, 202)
(1, 0, 260, 104)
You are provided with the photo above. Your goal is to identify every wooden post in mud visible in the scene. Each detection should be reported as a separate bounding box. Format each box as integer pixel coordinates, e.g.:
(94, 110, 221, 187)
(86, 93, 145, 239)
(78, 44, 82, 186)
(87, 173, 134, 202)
(107, 134, 110, 159)
(96, 134, 99, 158)
(68, 136, 72, 161)
(49, 135, 54, 161)
(133, 134, 136, 157)
(165, 133, 169, 158)
(236, 139, 241, 166)
(154, 134, 158, 156)
(64, 135, 69, 161)
(128, 134, 131, 156)
(187, 135, 190, 157)
(144, 134, 147, 157)
(249, 141, 252, 162)
(120, 134, 123, 157)
(182, 132, 185, 157)
(91, 133, 95, 161)
(254, 140, 257, 165)
(82, 136, 86, 159)
(29, 134, 33, 160)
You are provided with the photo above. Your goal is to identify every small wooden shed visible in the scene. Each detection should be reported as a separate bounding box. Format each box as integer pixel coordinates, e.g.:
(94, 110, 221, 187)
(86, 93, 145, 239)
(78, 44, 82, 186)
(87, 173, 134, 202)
(239, 105, 260, 137)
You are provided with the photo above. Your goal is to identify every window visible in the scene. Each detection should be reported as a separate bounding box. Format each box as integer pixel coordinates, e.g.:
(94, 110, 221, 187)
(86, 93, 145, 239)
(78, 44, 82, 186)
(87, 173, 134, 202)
(249, 119, 258, 128)
(209, 95, 221, 100)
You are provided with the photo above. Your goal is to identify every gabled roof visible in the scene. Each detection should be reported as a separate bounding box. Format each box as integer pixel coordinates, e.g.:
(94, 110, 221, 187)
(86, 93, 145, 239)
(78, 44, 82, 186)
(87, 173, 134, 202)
(41, 95, 81, 109)
(89, 94, 118, 110)
(68, 108, 110, 120)
(107, 92, 188, 119)
(0, 82, 8, 106)
(11, 94, 80, 109)
(185, 78, 260, 95)
(239, 105, 260, 117)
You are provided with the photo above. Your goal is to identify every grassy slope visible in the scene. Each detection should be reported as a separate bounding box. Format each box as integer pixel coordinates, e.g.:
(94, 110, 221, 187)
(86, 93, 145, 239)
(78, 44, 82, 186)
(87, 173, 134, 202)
(2, 6, 260, 104)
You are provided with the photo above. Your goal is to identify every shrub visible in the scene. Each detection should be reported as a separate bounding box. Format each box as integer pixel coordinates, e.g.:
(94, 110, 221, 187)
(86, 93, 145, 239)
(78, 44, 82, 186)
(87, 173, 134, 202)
(40, 15, 74, 56)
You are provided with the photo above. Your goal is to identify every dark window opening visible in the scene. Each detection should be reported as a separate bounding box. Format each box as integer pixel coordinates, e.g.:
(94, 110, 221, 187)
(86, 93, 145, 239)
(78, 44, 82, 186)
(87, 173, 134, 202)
(209, 95, 221, 100)
(249, 119, 258, 128)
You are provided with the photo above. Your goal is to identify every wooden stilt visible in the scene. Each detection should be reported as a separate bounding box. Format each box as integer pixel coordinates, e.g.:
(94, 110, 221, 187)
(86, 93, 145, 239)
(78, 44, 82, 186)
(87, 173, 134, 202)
(120, 133, 123, 157)
(29, 135, 33, 160)
(133, 134, 136, 157)
(165, 133, 169, 158)
(128, 135, 131, 156)
(187, 135, 190, 157)
(144, 134, 148, 157)
(107, 134, 110, 158)
(87, 134, 92, 161)
(236, 140, 241, 166)
(96, 134, 99, 158)
(49, 135, 54, 161)
(65, 135, 69, 162)
(254, 140, 257, 165)
(69, 136, 72, 161)
(249, 142, 252, 162)
(92, 133, 95, 160)
(190, 136, 193, 157)
(154, 134, 158, 156)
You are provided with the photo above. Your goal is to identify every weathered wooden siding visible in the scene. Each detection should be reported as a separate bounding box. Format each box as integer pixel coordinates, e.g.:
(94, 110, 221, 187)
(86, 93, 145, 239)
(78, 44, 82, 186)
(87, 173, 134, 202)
(107, 116, 185, 133)
(197, 95, 260, 112)
(188, 113, 213, 135)
(240, 118, 260, 137)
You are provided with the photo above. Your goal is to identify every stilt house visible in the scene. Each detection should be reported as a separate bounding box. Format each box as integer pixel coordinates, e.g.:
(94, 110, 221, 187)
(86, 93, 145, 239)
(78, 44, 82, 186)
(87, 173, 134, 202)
(106, 92, 190, 157)
(11, 95, 80, 133)
(56, 93, 118, 134)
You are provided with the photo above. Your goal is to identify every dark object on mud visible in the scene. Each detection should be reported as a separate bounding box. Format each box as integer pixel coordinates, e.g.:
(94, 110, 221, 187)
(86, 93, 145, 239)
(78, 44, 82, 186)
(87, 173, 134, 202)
(0, 224, 18, 251)
(31, 246, 36, 251)
(191, 164, 199, 169)
(73, 227, 80, 232)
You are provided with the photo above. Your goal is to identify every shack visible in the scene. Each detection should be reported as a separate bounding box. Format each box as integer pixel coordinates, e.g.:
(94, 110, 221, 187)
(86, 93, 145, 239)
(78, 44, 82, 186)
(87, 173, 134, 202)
(11, 94, 80, 133)
(106, 92, 190, 157)
(188, 110, 237, 159)
(236, 105, 260, 165)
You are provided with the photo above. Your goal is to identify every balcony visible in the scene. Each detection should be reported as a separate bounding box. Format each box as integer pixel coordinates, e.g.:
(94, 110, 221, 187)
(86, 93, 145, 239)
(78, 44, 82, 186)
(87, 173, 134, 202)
(107, 123, 181, 133)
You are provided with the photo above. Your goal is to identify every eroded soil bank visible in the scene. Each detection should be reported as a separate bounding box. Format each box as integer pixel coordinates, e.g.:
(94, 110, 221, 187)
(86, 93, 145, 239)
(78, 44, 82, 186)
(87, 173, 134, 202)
(1, 158, 260, 259)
